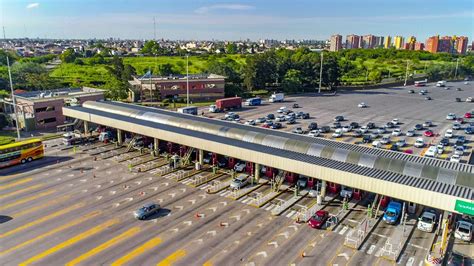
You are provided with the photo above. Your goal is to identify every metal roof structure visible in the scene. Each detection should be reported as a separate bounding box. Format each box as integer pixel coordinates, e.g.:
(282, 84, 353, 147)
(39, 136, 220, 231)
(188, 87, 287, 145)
(62, 101, 474, 211)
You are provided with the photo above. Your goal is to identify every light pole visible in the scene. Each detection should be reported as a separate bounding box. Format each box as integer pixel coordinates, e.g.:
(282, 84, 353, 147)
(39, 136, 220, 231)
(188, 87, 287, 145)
(403, 60, 410, 86)
(454, 58, 459, 80)
(186, 54, 189, 106)
(318, 51, 323, 93)
(3, 27, 20, 140)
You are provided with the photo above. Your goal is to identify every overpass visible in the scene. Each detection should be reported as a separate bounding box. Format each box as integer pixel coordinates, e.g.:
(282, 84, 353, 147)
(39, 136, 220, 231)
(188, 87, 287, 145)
(63, 101, 474, 214)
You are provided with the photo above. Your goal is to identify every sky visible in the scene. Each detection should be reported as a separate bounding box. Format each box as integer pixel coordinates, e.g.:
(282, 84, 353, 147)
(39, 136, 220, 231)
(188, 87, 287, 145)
(1, 0, 473, 41)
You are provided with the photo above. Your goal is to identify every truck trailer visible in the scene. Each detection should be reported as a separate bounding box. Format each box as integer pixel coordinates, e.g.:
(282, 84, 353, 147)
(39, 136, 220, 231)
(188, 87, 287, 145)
(269, 93, 284, 103)
(244, 97, 262, 106)
(177, 106, 198, 115)
(209, 97, 242, 113)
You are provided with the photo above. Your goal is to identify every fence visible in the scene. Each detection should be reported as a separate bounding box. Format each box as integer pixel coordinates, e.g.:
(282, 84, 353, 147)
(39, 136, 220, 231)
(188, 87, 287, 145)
(296, 201, 321, 222)
(380, 238, 402, 261)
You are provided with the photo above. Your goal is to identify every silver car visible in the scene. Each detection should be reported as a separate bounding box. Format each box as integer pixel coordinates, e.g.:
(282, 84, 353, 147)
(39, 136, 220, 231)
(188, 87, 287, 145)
(230, 174, 249, 190)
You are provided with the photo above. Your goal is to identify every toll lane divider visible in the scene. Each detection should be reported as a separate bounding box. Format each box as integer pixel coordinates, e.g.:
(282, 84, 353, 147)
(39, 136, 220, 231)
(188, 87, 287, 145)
(271, 190, 307, 216)
(227, 179, 268, 201)
(189, 172, 225, 187)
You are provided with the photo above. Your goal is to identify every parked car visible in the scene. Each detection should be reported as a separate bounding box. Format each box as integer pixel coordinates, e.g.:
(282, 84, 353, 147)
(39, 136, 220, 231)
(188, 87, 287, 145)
(332, 122, 342, 129)
(342, 125, 352, 132)
(372, 140, 382, 148)
(308, 210, 329, 229)
(384, 122, 395, 129)
(425, 96, 432, 100)
(377, 127, 386, 134)
(456, 136, 466, 145)
(436, 144, 444, 155)
(319, 126, 331, 133)
(350, 122, 359, 128)
(456, 118, 465, 124)
(380, 136, 391, 144)
(454, 221, 473, 242)
(293, 127, 304, 134)
(334, 115, 344, 122)
(297, 177, 308, 188)
(308, 122, 318, 130)
(266, 114, 275, 120)
(392, 129, 402, 136)
(230, 174, 249, 190)
(425, 146, 437, 157)
(414, 138, 425, 148)
(408, 89, 414, 93)
(275, 115, 286, 122)
(134, 203, 160, 220)
(464, 127, 474, 134)
(353, 130, 363, 137)
(450, 154, 461, 163)
(358, 102, 367, 108)
(277, 107, 287, 113)
(406, 130, 415, 137)
(423, 121, 433, 127)
(287, 118, 296, 124)
(370, 132, 380, 139)
(454, 146, 465, 156)
(301, 113, 310, 119)
(445, 129, 454, 138)
(332, 129, 343, 138)
(391, 118, 400, 125)
(256, 117, 266, 123)
(446, 113, 456, 120)
(245, 120, 256, 126)
(308, 130, 320, 137)
(340, 186, 353, 199)
(396, 139, 407, 147)
(424, 130, 434, 137)
(417, 210, 437, 233)
(362, 135, 372, 143)
(414, 124, 424, 131)
(292, 103, 300, 108)
(452, 123, 462, 130)
(234, 162, 246, 172)
(390, 144, 399, 151)
(271, 123, 282, 129)
(440, 137, 450, 146)
(464, 112, 472, 118)
(360, 126, 369, 133)
(366, 122, 376, 129)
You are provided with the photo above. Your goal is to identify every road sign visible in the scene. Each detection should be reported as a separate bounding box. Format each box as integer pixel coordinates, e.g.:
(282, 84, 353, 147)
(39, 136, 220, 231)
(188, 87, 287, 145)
(454, 200, 474, 216)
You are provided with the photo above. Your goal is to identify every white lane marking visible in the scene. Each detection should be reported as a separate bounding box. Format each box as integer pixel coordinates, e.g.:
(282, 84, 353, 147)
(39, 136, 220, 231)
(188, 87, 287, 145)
(367, 244, 376, 255)
(277, 231, 290, 239)
(286, 210, 297, 218)
(265, 204, 274, 211)
(268, 241, 278, 248)
(242, 198, 253, 204)
(406, 257, 415, 266)
(339, 226, 349, 235)
(288, 225, 298, 231)
(374, 248, 383, 257)
(207, 230, 217, 236)
(372, 232, 388, 239)
(408, 243, 428, 250)
(256, 251, 267, 258)
(183, 221, 192, 226)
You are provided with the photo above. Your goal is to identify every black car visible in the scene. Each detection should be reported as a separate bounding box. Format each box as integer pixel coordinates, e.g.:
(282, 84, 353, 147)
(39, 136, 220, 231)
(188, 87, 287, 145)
(308, 122, 318, 130)
(414, 124, 423, 130)
(465, 127, 474, 134)
(390, 144, 399, 151)
(455, 98, 461, 102)
(283, 109, 292, 115)
(319, 126, 331, 133)
(408, 89, 414, 93)
(362, 135, 372, 143)
(266, 114, 275, 120)
(293, 103, 300, 108)
(332, 122, 342, 129)
(440, 137, 450, 146)
(455, 136, 466, 146)
(271, 122, 282, 129)
(334, 116, 344, 122)
(353, 130, 363, 137)
(217, 158, 228, 167)
(301, 113, 310, 119)
(425, 96, 432, 100)
(367, 122, 376, 129)
(296, 112, 304, 119)
(350, 122, 359, 128)
(385, 122, 395, 128)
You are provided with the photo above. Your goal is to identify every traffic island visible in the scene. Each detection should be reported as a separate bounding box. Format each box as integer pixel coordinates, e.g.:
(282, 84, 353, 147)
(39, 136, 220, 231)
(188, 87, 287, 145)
(271, 190, 308, 216)
(227, 179, 268, 200)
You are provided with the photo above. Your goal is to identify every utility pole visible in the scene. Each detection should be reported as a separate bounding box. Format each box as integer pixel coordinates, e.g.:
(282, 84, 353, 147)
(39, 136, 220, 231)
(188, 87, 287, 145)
(186, 54, 189, 106)
(454, 58, 459, 80)
(318, 51, 323, 93)
(403, 60, 409, 86)
(3, 27, 20, 140)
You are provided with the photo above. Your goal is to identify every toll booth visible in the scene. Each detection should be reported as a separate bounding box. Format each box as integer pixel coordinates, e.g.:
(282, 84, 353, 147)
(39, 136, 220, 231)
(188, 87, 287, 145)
(212, 153, 218, 165)
(285, 172, 297, 184)
(407, 202, 417, 214)
(353, 188, 364, 200)
(245, 162, 253, 175)
(228, 157, 236, 169)
(167, 142, 173, 154)
(328, 182, 341, 194)
(380, 196, 390, 208)
(179, 145, 187, 157)
(265, 167, 275, 179)
(308, 178, 316, 188)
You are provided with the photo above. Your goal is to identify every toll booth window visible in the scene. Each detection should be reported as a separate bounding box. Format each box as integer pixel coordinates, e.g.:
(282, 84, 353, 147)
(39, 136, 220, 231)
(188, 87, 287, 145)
(35, 106, 55, 113)
(38, 117, 57, 124)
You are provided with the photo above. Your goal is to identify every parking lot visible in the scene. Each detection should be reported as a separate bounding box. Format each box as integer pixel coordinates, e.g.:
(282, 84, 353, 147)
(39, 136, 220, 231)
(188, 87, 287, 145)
(201, 80, 474, 163)
(2, 139, 466, 266)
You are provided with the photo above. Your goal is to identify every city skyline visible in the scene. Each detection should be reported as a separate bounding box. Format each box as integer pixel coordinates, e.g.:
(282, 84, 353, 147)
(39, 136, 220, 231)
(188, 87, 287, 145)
(1, 0, 473, 40)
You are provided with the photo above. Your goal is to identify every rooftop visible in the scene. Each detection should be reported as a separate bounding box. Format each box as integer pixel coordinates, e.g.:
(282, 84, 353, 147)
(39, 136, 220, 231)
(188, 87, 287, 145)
(14, 87, 105, 102)
(130, 73, 225, 85)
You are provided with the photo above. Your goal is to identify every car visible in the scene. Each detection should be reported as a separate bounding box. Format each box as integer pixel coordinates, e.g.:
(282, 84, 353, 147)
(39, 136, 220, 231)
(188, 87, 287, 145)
(464, 112, 472, 118)
(454, 146, 465, 156)
(466, 97, 473, 102)
(456, 136, 466, 145)
(423, 121, 433, 127)
(297, 177, 308, 188)
(406, 130, 415, 137)
(408, 89, 414, 94)
(440, 137, 450, 146)
(392, 129, 402, 136)
(202, 153, 212, 164)
(377, 127, 386, 134)
(308, 210, 329, 229)
(454, 221, 473, 242)
(277, 107, 287, 113)
(334, 115, 344, 122)
(358, 102, 367, 108)
(234, 162, 246, 172)
(301, 113, 310, 119)
(230, 174, 249, 190)
(391, 118, 399, 125)
(244, 120, 256, 126)
(362, 135, 372, 143)
(419, 91, 425, 95)
(360, 126, 369, 133)
(287, 118, 296, 124)
(256, 117, 266, 123)
(417, 210, 437, 233)
(340, 186, 353, 199)
(372, 140, 382, 148)
(308, 189, 319, 198)
(414, 124, 423, 131)
(436, 144, 444, 154)
(319, 126, 331, 133)
(275, 115, 286, 122)
(224, 112, 236, 119)
(390, 144, 399, 151)
(445, 129, 454, 138)
(452, 123, 461, 130)
(425, 146, 437, 157)
(262, 121, 272, 128)
(383, 201, 402, 225)
(332, 129, 343, 138)
(396, 139, 407, 147)
(424, 130, 434, 137)
(308, 122, 318, 130)
(308, 130, 320, 137)
(450, 154, 461, 163)
(353, 130, 363, 137)
(284, 114, 294, 120)
(266, 114, 275, 120)
(465, 127, 474, 134)
(385, 122, 395, 129)
(271, 123, 282, 129)
(332, 122, 342, 129)
(342, 125, 352, 132)
(293, 127, 304, 134)
(350, 122, 359, 129)
(420, 89, 427, 93)
(456, 117, 465, 124)
(370, 132, 380, 139)
(295, 112, 304, 119)
(446, 113, 456, 120)
(380, 136, 391, 144)
(366, 122, 376, 129)
(470, 121, 474, 127)
(292, 103, 300, 108)
(414, 138, 425, 148)
(217, 158, 228, 167)
(134, 203, 160, 220)
(425, 96, 432, 100)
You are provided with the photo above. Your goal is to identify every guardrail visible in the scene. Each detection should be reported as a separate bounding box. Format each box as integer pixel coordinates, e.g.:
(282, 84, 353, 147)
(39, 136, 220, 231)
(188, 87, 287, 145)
(296, 200, 322, 222)
(155, 165, 174, 177)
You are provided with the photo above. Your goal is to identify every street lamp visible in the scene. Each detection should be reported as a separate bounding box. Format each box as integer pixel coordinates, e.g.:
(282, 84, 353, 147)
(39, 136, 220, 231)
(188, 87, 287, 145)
(318, 51, 323, 94)
(454, 58, 460, 80)
(403, 60, 410, 86)
(186, 54, 189, 107)
(3, 27, 20, 140)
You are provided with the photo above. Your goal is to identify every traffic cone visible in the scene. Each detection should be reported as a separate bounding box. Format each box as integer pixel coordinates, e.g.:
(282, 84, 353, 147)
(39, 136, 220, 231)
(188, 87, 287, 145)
(301, 252, 305, 258)
(195, 212, 201, 218)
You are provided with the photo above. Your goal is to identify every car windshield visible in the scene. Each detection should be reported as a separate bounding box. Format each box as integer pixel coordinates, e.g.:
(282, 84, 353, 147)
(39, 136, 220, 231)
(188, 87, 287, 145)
(312, 214, 324, 221)
(457, 226, 470, 234)
(421, 216, 433, 223)
(386, 211, 396, 217)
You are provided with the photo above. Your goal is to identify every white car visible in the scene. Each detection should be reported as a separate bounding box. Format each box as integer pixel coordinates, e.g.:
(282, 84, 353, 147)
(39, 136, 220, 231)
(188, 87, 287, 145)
(244, 120, 256, 126)
(417, 211, 437, 233)
(224, 112, 236, 119)
(423, 121, 433, 127)
(358, 102, 367, 108)
(332, 129, 343, 138)
(360, 126, 369, 133)
(436, 144, 444, 154)
(391, 118, 399, 125)
(340, 186, 353, 199)
(455, 221, 473, 242)
(377, 127, 386, 134)
(445, 129, 454, 138)
(406, 130, 415, 137)
(424, 146, 437, 157)
(380, 136, 391, 144)
(275, 115, 286, 122)
(450, 154, 461, 163)
(414, 138, 425, 148)
(453, 123, 461, 130)
(392, 129, 402, 136)
(230, 174, 249, 190)
(454, 146, 465, 156)
(308, 130, 320, 137)
(372, 140, 382, 148)
(277, 107, 287, 113)
(466, 97, 473, 102)
(233, 162, 246, 172)
(293, 127, 304, 134)
(342, 125, 352, 132)
(446, 113, 456, 120)
(396, 139, 406, 147)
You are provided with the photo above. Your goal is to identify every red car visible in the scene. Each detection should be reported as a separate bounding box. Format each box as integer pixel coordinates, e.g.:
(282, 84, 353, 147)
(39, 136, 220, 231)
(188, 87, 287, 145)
(308, 210, 329, 229)
(424, 130, 434, 137)
(464, 113, 472, 119)
(262, 124, 271, 128)
(456, 118, 465, 124)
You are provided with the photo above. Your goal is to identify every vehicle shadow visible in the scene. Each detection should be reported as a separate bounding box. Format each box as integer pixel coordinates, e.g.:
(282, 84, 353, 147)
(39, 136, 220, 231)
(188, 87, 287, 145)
(0, 156, 74, 176)
(0, 215, 13, 224)
(144, 208, 171, 220)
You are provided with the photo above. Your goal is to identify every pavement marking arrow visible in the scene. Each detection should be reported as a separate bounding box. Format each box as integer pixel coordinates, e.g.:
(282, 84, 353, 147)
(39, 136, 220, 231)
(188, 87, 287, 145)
(268, 241, 279, 248)
(114, 203, 120, 207)
(152, 186, 159, 191)
(146, 177, 153, 181)
(135, 181, 142, 185)
(180, 188, 186, 193)
(288, 225, 298, 231)
(162, 182, 169, 186)
(82, 189, 88, 193)
(207, 230, 217, 237)
(183, 221, 193, 226)
(156, 198, 163, 203)
(80, 179, 87, 182)
(170, 228, 179, 233)
(243, 209, 251, 214)
(68, 174, 74, 177)
(56, 177, 61, 181)
(338, 253, 350, 260)
(199, 194, 207, 199)
(67, 184, 74, 187)
(277, 231, 290, 239)
(194, 238, 204, 244)
(110, 191, 116, 195)
(188, 199, 196, 205)
(95, 184, 102, 188)
(175, 206, 184, 210)
(168, 193, 176, 198)
(219, 201, 227, 206)
(256, 251, 268, 258)
(125, 197, 133, 202)
(230, 215, 241, 221)
(96, 196, 103, 200)
(207, 207, 217, 212)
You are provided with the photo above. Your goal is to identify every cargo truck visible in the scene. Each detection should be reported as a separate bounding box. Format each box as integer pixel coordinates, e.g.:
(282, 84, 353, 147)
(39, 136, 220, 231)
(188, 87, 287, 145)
(244, 97, 262, 106)
(269, 93, 284, 103)
(177, 106, 198, 115)
(209, 97, 242, 113)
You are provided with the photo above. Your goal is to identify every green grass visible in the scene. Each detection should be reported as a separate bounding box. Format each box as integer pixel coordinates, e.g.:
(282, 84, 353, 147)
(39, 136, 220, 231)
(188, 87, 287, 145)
(50, 63, 113, 87)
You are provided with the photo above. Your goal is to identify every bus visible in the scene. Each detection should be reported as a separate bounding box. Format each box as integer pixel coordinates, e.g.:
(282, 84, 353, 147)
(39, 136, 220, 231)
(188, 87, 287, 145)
(0, 138, 44, 168)
(415, 79, 428, 87)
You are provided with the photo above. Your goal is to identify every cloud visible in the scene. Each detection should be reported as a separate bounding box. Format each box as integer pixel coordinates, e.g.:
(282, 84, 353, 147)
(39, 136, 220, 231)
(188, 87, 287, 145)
(194, 4, 255, 14)
(26, 3, 39, 9)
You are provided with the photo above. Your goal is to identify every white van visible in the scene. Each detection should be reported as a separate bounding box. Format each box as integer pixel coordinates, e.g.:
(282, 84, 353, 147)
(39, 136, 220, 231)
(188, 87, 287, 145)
(424, 146, 437, 157)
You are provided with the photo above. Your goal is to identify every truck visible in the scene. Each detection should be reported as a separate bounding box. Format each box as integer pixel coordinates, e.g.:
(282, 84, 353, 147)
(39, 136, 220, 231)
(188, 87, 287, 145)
(244, 97, 262, 106)
(436, 80, 446, 87)
(383, 201, 402, 224)
(177, 106, 198, 115)
(63, 131, 98, 146)
(209, 97, 242, 113)
(269, 93, 284, 103)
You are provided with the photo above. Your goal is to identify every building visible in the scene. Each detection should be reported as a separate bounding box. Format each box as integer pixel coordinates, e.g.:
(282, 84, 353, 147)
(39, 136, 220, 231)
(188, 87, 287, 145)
(329, 34, 343, 52)
(345, 34, 360, 49)
(374, 36, 384, 48)
(414, 42, 425, 51)
(426, 36, 439, 53)
(362, 35, 377, 49)
(9, 87, 104, 131)
(384, 36, 392, 48)
(438, 36, 453, 53)
(455, 36, 469, 54)
(394, 36, 404, 49)
(128, 73, 225, 102)
(406, 36, 416, 50)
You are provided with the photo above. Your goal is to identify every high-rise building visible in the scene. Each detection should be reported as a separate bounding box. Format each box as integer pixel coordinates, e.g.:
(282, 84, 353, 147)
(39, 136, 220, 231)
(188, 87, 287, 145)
(345, 34, 360, 49)
(438, 36, 453, 53)
(403, 43, 410, 50)
(394, 36, 404, 49)
(455, 36, 469, 54)
(362, 35, 377, 49)
(414, 42, 424, 51)
(374, 36, 384, 48)
(384, 36, 392, 48)
(426, 36, 439, 53)
(330, 34, 343, 52)
(406, 36, 416, 50)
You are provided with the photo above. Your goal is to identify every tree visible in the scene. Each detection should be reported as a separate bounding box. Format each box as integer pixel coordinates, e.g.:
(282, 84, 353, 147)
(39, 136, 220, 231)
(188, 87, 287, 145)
(74, 58, 84, 65)
(60, 48, 78, 63)
(282, 69, 303, 92)
(141, 40, 161, 56)
(368, 70, 382, 82)
(225, 43, 237, 54)
(0, 50, 19, 66)
(88, 54, 105, 65)
(207, 59, 241, 83)
(157, 63, 176, 76)
(0, 113, 10, 129)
